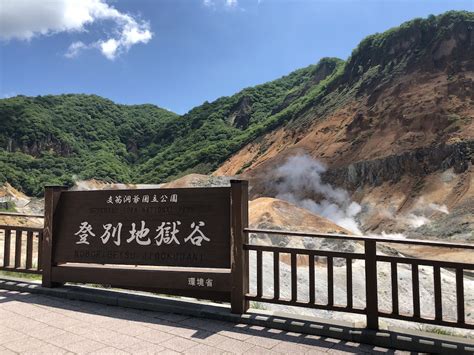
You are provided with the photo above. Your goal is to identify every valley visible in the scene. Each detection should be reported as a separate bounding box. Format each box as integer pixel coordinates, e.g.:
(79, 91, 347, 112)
(1, 11, 472, 244)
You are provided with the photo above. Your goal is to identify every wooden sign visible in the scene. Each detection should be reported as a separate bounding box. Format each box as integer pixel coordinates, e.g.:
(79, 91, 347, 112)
(42, 181, 249, 307)
(52, 187, 231, 268)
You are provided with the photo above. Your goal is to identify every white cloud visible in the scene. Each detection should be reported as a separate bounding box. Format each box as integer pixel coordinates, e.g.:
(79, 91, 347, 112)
(99, 38, 119, 60)
(65, 41, 87, 58)
(203, 0, 238, 8)
(0, 0, 153, 60)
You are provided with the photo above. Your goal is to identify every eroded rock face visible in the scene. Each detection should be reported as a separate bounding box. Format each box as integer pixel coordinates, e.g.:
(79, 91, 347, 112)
(324, 141, 473, 189)
(228, 96, 253, 129)
(7, 135, 73, 157)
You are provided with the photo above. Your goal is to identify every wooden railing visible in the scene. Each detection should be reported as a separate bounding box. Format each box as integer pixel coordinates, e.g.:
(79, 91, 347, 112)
(1, 209, 473, 331)
(244, 228, 474, 330)
(0, 212, 44, 274)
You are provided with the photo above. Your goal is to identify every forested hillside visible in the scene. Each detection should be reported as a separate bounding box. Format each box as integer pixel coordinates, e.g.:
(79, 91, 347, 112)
(0, 95, 178, 195)
(1, 58, 341, 195)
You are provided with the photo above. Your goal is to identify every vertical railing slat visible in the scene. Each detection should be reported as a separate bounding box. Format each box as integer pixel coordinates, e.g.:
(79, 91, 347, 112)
(37, 231, 43, 271)
(433, 266, 442, 321)
(412, 264, 420, 318)
(346, 257, 353, 309)
(291, 253, 297, 302)
(15, 229, 22, 268)
(3, 228, 11, 267)
(256, 249, 263, 298)
(26, 231, 33, 269)
(327, 256, 334, 306)
(309, 254, 315, 304)
(391, 261, 399, 315)
(273, 251, 280, 300)
(456, 268, 465, 324)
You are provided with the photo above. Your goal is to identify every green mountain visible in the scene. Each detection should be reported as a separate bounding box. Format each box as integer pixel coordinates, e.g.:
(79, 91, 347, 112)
(0, 95, 178, 195)
(1, 58, 341, 195)
(1, 10, 472, 196)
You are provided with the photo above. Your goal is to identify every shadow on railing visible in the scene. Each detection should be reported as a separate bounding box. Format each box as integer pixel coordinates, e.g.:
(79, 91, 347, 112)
(0, 212, 44, 274)
(243, 228, 474, 331)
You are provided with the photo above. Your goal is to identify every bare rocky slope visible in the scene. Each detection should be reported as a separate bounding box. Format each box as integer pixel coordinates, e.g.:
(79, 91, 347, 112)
(215, 11, 474, 242)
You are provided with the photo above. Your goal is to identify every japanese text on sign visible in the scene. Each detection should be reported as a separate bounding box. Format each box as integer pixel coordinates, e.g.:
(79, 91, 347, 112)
(188, 277, 213, 288)
(74, 220, 210, 247)
(106, 193, 178, 205)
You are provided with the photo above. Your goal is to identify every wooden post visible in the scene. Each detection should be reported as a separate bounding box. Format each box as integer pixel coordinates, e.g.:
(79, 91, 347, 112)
(365, 239, 379, 330)
(230, 179, 249, 314)
(42, 185, 67, 288)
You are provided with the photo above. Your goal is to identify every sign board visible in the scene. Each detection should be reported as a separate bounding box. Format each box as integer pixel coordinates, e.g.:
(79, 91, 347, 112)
(42, 181, 248, 307)
(52, 187, 231, 268)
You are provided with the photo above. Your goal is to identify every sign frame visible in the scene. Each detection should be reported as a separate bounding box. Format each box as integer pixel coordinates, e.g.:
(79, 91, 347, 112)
(42, 180, 249, 306)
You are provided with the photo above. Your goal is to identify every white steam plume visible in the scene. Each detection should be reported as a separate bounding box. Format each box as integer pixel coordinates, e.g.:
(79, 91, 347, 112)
(428, 203, 449, 215)
(274, 155, 362, 234)
(398, 199, 449, 229)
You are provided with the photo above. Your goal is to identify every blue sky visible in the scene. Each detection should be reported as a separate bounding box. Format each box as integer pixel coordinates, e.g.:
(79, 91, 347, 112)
(0, 0, 472, 114)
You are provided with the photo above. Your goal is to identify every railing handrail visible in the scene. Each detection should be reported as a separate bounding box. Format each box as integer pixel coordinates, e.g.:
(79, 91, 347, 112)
(0, 225, 43, 232)
(0, 212, 44, 219)
(244, 227, 474, 250)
